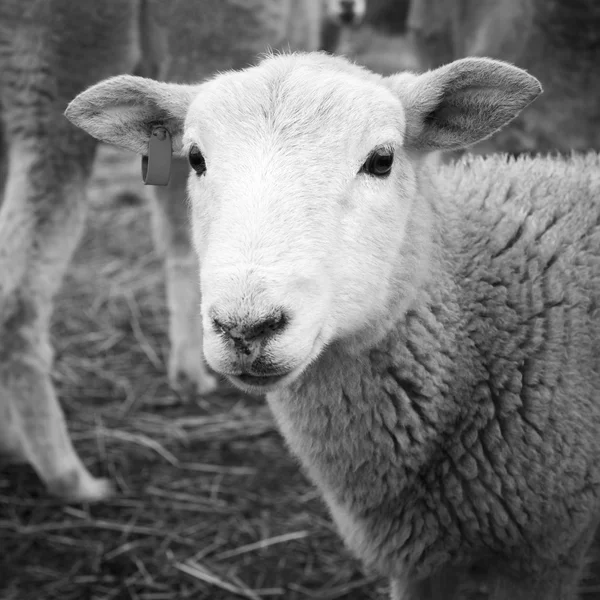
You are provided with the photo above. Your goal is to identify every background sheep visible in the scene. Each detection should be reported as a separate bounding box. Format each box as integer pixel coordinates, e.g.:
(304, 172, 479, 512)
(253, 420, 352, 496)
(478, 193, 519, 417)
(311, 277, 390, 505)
(0, 0, 324, 503)
(67, 51, 600, 598)
(320, 0, 367, 54)
(406, 0, 600, 155)
(325, 0, 420, 76)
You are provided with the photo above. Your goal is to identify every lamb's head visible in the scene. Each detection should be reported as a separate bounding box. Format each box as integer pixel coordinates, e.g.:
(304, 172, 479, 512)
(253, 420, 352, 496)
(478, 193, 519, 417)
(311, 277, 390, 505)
(66, 53, 541, 394)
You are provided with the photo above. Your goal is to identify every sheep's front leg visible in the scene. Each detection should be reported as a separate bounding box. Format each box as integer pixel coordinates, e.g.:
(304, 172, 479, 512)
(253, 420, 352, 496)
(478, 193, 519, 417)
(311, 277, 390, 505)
(0, 131, 112, 502)
(150, 156, 218, 396)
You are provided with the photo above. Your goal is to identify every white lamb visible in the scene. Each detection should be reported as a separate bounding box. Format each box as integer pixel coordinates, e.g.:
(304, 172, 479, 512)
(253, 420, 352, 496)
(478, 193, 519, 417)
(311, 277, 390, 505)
(66, 52, 600, 598)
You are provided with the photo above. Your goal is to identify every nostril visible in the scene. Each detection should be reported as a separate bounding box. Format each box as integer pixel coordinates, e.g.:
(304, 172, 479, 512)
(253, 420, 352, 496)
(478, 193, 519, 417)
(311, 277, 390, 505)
(244, 311, 287, 341)
(211, 315, 230, 335)
(211, 310, 288, 343)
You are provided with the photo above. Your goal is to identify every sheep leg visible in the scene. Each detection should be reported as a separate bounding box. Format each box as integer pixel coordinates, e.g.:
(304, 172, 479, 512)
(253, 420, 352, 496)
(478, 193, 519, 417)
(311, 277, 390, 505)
(0, 127, 112, 501)
(149, 156, 218, 395)
(0, 354, 112, 502)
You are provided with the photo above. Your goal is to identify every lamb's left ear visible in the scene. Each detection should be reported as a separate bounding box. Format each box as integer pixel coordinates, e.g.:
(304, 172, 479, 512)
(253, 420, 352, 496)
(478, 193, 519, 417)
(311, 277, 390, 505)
(65, 75, 199, 155)
(385, 58, 542, 152)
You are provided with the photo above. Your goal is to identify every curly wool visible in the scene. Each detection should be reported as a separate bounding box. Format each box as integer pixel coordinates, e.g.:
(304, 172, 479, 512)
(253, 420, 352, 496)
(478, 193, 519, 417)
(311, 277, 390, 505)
(268, 152, 600, 591)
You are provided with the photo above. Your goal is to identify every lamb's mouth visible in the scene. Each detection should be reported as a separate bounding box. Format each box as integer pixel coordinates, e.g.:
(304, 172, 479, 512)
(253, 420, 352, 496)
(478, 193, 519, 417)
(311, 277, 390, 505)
(227, 357, 313, 393)
(233, 373, 287, 386)
(225, 333, 324, 394)
(227, 372, 291, 393)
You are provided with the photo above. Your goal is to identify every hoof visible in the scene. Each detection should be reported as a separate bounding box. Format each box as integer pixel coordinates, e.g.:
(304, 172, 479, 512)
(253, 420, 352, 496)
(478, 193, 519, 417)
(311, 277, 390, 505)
(48, 471, 114, 503)
(168, 345, 220, 396)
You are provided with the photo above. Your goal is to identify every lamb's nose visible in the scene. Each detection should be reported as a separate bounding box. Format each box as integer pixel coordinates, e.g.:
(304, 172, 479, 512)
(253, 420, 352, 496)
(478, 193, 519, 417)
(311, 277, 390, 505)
(211, 310, 288, 346)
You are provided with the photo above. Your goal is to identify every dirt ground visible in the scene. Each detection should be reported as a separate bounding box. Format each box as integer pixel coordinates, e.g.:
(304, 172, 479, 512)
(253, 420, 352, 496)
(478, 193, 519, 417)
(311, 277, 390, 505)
(1, 29, 600, 600)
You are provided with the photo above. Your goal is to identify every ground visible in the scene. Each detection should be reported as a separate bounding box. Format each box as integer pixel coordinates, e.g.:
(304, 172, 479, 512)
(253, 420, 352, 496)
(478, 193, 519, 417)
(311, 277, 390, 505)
(1, 29, 600, 600)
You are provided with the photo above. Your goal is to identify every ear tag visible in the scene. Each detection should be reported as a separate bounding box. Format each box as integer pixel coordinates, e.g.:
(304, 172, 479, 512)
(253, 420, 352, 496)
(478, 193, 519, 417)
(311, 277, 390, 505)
(142, 126, 172, 186)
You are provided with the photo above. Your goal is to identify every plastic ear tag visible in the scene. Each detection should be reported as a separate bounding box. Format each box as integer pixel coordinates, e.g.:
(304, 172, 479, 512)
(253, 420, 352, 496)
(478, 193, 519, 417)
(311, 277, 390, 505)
(142, 126, 172, 186)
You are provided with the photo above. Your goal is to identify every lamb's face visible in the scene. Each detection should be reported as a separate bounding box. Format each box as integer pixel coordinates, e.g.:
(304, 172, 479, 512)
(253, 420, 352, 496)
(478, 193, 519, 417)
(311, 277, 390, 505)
(183, 57, 416, 394)
(66, 52, 541, 395)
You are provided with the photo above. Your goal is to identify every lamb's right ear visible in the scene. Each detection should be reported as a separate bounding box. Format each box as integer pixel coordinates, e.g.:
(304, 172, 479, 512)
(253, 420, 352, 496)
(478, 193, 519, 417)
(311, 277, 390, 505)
(65, 75, 199, 155)
(385, 58, 542, 152)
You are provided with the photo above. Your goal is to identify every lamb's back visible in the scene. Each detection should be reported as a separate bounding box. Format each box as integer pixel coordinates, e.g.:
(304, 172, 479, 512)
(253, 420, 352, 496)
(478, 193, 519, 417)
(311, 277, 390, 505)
(434, 151, 600, 541)
(440, 152, 600, 376)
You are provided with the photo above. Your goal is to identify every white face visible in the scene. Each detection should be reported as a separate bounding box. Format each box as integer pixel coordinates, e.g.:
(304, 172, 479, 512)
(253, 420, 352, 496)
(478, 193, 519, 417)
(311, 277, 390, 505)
(182, 55, 417, 394)
(326, 0, 367, 25)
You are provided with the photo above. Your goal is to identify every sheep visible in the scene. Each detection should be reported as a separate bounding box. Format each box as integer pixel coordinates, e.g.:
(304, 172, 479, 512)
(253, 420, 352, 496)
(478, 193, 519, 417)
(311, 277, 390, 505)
(0, 0, 323, 502)
(66, 51, 600, 598)
(321, 0, 415, 74)
(407, 0, 600, 155)
(363, 0, 410, 35)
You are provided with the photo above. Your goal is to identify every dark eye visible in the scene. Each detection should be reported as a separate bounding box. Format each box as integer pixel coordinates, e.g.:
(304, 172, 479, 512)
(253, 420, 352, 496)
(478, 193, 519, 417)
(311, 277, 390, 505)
(188, 144, 206, 175)
(361, 148, 394, 177)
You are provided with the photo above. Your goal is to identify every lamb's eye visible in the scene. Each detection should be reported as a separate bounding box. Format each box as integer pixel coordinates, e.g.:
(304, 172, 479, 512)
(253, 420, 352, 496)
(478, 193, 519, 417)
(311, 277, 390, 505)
(188, 145, 206, 175)
(361, 148, 394, 177)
